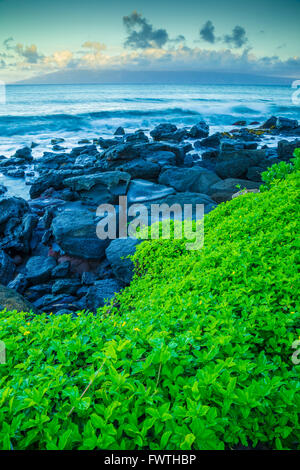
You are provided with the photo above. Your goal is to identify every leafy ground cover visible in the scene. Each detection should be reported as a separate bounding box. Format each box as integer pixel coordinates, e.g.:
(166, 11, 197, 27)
(0, 154, 299, 450)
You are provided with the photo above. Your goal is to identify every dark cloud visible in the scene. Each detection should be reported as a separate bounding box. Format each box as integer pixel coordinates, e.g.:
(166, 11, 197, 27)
(224, 25, 248, 48)
(15, 44, 43, 63)
(123, 11, 169, 49)
(200, 20, 215, 44)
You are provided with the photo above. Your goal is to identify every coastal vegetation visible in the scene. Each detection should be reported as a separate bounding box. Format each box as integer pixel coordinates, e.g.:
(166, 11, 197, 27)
(0, 153, 299, 450)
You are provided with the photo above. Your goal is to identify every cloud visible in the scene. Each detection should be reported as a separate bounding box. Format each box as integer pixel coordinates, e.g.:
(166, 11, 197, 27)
(123, 11, 169, 49)
(44, 50, 73, 68)
(82, 41, 107, 52)
(224, 25, 248, 48)
(200, 21, 216, 44)
(15, 43, 43, 63)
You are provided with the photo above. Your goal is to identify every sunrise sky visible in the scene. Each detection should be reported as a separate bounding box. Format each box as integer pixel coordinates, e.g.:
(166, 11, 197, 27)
(1, 0, 300, 83)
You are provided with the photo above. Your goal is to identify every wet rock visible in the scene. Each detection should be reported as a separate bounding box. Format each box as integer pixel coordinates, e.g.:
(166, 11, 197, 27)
(246, 166, 265, 182)
(276, 117, 298, 131)
(195, 133, 221, 149)
(7, 273, 27, 294)
(98, 137, 123, 149)
(51, 138, 65, 145)
(52, 279, 81, 295)
(0, 197, 29, 226)
(188, 121, 209, 139)
(0, 184, 7, 196)
(64, 171, 131, 204)
(78, 139, 90, 144)
(0, 250, 15, 286)
(125, 131, 149, 144)
(150, 123, 177, 141)
(114, 126, 125, 136)
(144, 151, 176, 167)
(114, 158, 160, 181)
(81, 271, 98, 285)
(215, 149, 267, 179)
(74, 154, 97, 168)
(277, 139, 300, 160)
(51, 205, 110, 260)
(159, 167, 221, 194)
(51, 261, 70, 279)
(24, 283, 53, 302)
(13, 146, 33, 162)
(86, 279, 122, 310)
(25, 256, 57, 284)
(0, 284, 39, 313)
(106, 238, 142, 284)
(232, 120, 247, 126)
(6, 169, 25, 178)
(127, 179, 175, 204)
(208, 178, 261, 203)
(260, 116, 277, 129)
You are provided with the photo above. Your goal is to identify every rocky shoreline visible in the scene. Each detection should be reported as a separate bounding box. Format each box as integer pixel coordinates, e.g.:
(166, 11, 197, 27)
(0, 115, 299, 315)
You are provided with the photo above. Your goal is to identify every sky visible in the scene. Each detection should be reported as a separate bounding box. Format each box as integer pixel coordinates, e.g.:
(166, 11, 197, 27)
(0, 0, 300, 83)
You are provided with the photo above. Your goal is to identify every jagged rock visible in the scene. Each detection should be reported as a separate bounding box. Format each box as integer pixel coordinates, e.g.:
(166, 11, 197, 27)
(63, 171, 131, 204)
(260, 116, 277, 129)
(159, 167, 221, 194)
(0, 250, 15, 286)
(277, 139, 300, 161)
(0, 197, 29, 226)
(127, 179, 175, 204)
(150, 123, 177, 141)
(106, 238, 142, 284)
(114, 126, 125, 136)
(25, 256, 57, 284)
(7, 273, 28, 294)
(52, 279, 81, 295)
(276, 117, 298, 131)
(215, 149, 267, 179)
(86, 279, 123, 310)
(208, 178, 261, 203)
(125, 131, 149, 144)
(189, 121, 209, 138)
(13, 147, 33, 162)
(51, 205, 110, 260)
(51, 261, 70, 279)
(81, 272, 98, 285)
(195, 133, 221, 149)
(0, 284, 39, 313)
(114, 159, 160, 181)
(0, 184, 7, 196)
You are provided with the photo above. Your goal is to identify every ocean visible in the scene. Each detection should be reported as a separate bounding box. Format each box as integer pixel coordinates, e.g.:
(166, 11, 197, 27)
(0, 83, 299, 158)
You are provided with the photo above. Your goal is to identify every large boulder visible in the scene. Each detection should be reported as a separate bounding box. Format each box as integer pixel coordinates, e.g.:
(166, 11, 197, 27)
(86, 279, 122, 310)
(0, 197, 29, 226)
(208, 178, 261, 203)
(13, 146, 33, 162)
(159, 167, 221, 194)
(0, 250, 15, 286)
(63, 171, 131, 204)
(114, 159, 160, 181)
(215, 149, 267, 179)
(276, 117, 298, 131)
(106, 238, 142, 284)
(127, 179, 175, 204)
(260, 116, 277, 129)
(188, 121, 209, 139)
(150, 123, 177, 141)
(277, 140, 300, 161)
(51, 205, 110, 260)
(0, 284, 39, 313)
(25, 256, 57, 284)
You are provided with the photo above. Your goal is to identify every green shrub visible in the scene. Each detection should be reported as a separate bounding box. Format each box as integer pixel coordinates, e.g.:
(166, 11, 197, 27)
(0, 164, 299, 450)
(261, 148, 300, 191)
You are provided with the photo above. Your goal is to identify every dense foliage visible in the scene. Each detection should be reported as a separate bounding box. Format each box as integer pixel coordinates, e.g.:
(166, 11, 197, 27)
(0, 156, 299, 450)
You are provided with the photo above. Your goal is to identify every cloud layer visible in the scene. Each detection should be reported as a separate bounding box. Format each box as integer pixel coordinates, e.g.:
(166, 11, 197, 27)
(0, 12, 299, 81)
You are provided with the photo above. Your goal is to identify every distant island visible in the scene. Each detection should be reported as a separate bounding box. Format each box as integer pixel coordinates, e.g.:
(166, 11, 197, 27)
(13, 69, 292, 86)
